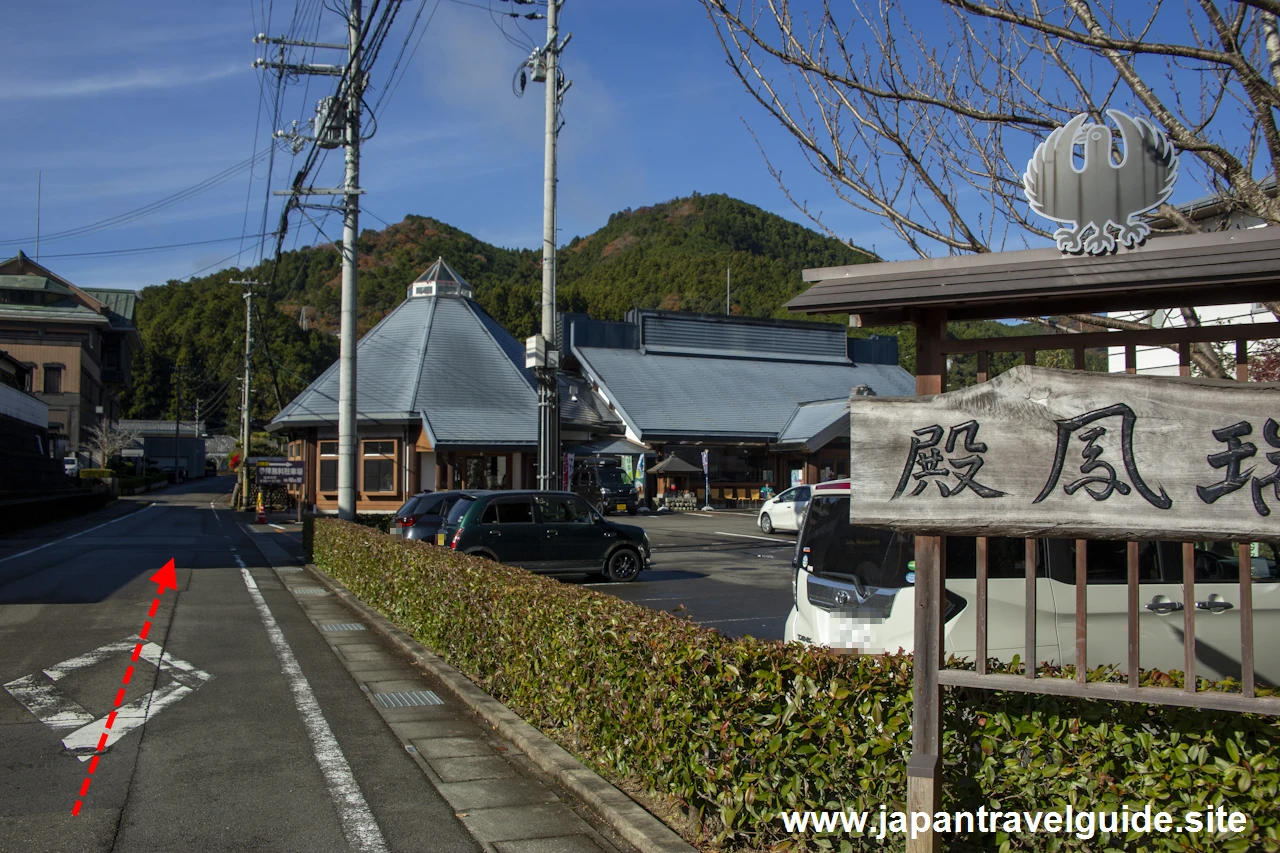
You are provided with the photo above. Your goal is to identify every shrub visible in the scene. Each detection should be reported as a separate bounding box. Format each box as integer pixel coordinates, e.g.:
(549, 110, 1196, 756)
(352, 512, 393, 534)
(315, 519, 1280, 851)
(78, 468, 114, 479)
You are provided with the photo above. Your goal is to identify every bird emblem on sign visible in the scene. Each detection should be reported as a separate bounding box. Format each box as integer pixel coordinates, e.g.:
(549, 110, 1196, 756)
(1023, 110, 1178, 255)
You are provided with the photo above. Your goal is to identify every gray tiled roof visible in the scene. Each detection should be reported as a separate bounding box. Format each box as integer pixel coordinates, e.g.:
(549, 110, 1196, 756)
(118, 419, 206, 436)
(270, 293, 538, 447)
(559, 373, 622, 429)
(777, 398, 849, 449)
(573, 345, 914, 440)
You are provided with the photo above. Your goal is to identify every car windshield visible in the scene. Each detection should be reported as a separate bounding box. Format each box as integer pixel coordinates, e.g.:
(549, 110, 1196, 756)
(445, 496, 476, 525)
(799, 495, 913, 588)
(596, 467, 631, 488)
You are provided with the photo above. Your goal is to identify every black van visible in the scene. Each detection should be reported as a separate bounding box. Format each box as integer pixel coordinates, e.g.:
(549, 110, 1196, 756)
(571, 459, 638, 515)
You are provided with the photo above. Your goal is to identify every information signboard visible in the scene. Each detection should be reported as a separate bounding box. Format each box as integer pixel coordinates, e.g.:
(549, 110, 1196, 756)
(255, 460, 304, 486)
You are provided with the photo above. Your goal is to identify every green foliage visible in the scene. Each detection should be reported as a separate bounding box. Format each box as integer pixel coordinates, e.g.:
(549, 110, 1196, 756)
(77, 468, 114, 479)
(315, 520, 1280, 852)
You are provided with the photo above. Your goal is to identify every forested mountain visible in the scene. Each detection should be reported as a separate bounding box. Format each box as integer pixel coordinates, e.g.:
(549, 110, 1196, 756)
(121, 193, 1072, 432)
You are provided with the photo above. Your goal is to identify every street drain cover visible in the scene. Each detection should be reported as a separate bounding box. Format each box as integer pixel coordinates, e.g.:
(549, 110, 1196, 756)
(291, 587, 328, 595)
(373, 690, 443, 708)
(321, 623, 366, 632)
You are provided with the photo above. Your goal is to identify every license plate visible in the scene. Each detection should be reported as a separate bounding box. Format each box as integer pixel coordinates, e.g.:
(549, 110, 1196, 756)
(615, 503, 627, 512)
(436, 532, 446, 546)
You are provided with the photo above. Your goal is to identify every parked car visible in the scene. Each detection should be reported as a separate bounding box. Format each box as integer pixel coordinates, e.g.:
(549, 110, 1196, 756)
(571, 458, 638, 516)
(63, 456, 81, 477)
(393, 490, 468, 541)
(439, 490, 650, 581)
(757, 485, 811, 534)
(784, 479, 1280, 685)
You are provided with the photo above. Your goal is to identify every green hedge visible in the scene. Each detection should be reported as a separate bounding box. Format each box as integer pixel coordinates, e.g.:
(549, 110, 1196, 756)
(315, 519, 1280, 852)
(78, 468, 114, 479)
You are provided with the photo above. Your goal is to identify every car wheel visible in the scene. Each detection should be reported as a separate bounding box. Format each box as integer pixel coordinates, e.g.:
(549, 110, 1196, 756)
(760, 513, 773, 534)
(605, 547, 641, 582)
(627, 506, 637, 516)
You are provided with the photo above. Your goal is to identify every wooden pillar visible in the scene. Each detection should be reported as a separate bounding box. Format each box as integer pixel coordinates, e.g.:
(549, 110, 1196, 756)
(908, 307, 946, 853)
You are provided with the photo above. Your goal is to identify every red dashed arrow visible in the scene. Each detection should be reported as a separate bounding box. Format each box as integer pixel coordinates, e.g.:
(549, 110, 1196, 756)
(72, 559, 177, 816)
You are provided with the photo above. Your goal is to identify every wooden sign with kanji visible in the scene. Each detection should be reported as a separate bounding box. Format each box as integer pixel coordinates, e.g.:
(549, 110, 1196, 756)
(848, 366, 1280, 542)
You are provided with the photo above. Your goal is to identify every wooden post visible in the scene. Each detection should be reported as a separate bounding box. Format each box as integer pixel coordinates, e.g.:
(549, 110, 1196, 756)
(908, 308, 945, 853)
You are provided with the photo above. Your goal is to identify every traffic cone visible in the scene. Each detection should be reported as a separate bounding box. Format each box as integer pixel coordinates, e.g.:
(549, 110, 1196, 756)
(255, 490, 267, 524)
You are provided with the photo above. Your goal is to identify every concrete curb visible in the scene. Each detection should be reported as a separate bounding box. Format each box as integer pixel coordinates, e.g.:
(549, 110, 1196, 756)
(306, 563, 697, 853)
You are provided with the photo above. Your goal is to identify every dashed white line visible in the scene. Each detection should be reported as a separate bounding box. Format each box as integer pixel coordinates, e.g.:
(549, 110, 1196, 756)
(236, 552, 388, 853)
(0, 505, 154, 565)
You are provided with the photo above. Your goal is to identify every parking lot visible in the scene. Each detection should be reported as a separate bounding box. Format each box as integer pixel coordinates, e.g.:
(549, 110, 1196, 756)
(568, 509, 798, 641)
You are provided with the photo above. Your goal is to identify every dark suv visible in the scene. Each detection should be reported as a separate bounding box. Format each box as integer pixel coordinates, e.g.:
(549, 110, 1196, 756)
(571, 460, 638, 515)
(393, 490, 469, 541)
(439, 490, 650, 581)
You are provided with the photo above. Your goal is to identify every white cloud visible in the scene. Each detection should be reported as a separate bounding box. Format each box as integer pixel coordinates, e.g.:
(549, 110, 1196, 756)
(0, 63, 244, 100)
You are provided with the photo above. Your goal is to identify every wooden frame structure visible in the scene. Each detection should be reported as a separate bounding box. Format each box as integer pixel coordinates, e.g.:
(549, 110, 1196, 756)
(789, 228, 1279, 853)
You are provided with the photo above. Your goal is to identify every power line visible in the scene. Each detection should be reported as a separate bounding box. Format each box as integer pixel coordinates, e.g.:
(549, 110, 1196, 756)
(373, 0, 442, 117)
(39, 232, 280, 260)
(0, 147, 279, 248)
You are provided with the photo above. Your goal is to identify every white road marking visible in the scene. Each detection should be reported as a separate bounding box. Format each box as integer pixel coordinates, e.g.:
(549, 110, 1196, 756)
(210, 501, 219, 518)
(713, 531, 795, 544)
(269, 523, 288, 532)
(0, 504, 153, 565)
(5, 637, 213, 758)
(62, 681, 196, 757)
(43, 640, 136, 682)
(237, 554, 388, 853)
(3, 674, 95, 731)
(700, 616, 779, 624)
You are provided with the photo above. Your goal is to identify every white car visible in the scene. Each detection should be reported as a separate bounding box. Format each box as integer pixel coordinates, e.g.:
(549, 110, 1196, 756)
(757, 485, 811, 534)
(784, 479, 1280, 685)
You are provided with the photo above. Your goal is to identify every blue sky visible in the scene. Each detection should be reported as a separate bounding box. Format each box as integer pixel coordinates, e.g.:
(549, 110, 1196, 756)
(0, 1, 1229, 293)
(2, 0, 886, 292)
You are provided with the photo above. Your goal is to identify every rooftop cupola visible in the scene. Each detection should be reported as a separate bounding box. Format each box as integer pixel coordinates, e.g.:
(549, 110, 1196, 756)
(408, 257, 473, 299)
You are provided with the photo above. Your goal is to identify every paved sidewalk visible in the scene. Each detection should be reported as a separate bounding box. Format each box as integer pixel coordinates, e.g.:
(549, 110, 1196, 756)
(241, 525, 666, 853)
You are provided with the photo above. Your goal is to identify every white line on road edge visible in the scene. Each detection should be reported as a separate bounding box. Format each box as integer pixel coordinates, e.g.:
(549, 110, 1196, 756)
(700, 616, 779, 624)
(713, 531, 795, 544)
(0, 505, 154, 565)
(236, 555, 388, 853)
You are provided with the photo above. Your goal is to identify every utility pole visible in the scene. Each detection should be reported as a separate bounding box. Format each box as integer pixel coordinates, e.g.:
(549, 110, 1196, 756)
(259, 1, 364, 519)
(232, 280, 259, 509)
(726, 265, 730, 314)
(337, 0, 362, 520)
(526, 0, 571, 492)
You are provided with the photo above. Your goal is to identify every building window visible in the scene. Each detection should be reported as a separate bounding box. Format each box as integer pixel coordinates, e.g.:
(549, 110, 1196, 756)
(319, 441, 338, 492)
(362, 440, 397, 493)
(42, 365, 63, 394)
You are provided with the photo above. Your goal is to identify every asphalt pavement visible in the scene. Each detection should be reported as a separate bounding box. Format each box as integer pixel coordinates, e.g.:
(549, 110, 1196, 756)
(571, 510, 799, 641)
(0, 479, 481, 852)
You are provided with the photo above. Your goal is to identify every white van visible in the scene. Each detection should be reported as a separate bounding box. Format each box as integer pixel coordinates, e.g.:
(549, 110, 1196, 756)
(784, 479, 1280, 685)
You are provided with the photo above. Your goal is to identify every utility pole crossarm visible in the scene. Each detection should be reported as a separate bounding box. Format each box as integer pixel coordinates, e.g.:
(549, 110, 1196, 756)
(253, 58, 345, 76)
(255, 34, 349, 50)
